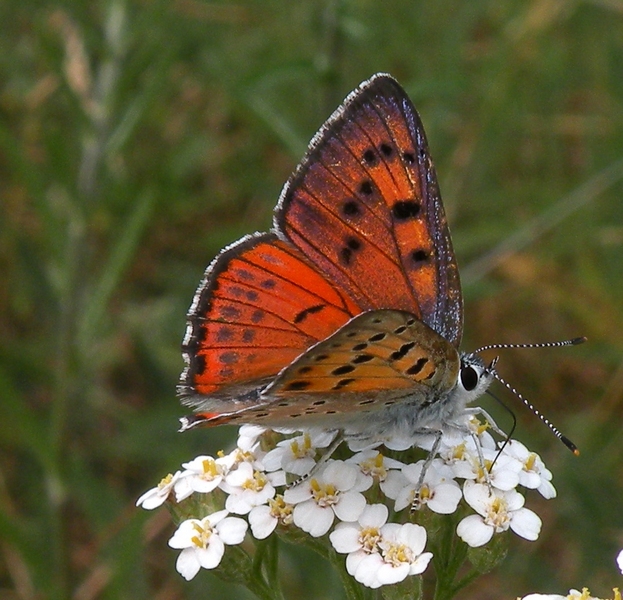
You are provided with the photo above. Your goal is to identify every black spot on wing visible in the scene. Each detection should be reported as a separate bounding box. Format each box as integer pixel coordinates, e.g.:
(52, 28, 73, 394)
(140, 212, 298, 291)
(294, 303, 326, 324)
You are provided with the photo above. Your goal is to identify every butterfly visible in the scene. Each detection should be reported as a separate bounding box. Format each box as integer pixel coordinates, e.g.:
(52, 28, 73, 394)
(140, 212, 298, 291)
(177, 73, 497, 443)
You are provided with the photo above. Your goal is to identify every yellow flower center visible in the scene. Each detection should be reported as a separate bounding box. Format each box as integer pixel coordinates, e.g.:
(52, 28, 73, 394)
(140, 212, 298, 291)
(190, 521, 213, 549)
(476, 459, 493, 483)
(290, 434, 314, 459)
(469, 416, 490, 435)
(200, 458, 222, 480)
(524, 452, 537, 472)
(360, 453, 388, 481)
(310, 478, 338, 507)
(359, 526, 381, 553)
(269, 495, 294, 525)
(158, 473, 174, 489)
(242, 470, 268, 492)
(418, 483, 432, 502)
(233, 449, 255, 463)
(484, 496, 510, 530)
(383, 542, 412, 567)
(451, 442, 467, 460)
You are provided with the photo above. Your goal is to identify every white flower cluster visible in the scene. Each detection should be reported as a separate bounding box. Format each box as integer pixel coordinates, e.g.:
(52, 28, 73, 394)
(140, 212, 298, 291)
(137, 419, 556, 588)
(521, 589, 622, 600)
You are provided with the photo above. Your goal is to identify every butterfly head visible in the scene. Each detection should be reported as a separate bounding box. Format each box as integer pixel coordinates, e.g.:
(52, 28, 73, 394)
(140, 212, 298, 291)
(449, 352, 496, 415)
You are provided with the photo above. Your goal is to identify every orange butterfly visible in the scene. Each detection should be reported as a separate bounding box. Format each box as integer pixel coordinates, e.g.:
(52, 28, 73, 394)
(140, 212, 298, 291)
(177, 73, 495, 442)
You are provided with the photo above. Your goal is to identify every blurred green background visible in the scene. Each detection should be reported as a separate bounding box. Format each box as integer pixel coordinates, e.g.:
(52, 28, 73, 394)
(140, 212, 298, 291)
(1, 0, 622, 598)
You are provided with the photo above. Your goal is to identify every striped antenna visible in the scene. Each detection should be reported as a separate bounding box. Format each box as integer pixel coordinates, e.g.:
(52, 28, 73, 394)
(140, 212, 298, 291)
(477, 337, 586, 455)
(473, 336, 586, 355)
(485, 364, 580, 456)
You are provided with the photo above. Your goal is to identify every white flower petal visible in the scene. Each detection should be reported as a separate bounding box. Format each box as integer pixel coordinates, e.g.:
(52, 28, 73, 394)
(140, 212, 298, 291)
(345, 548, 367, 576)
(168, 519, 198, 549)
(380, 469, 409, 500)
(359, 503, 389, 528)
(462, 482, 492, 517)
(490, 468, 520, 491)
(237, 425, 266, 450)
(376, 562, 410, 586)
(509, 507, 541, 541)
(352, 552, 385, 588)
(205, 510, 229, 526)
(136, 487, 168, 510)
(427, 482, 462, 514)
(324, 461, 357, 490)
(333, 491, 366, 522)
(197, 537, 225, 569)
(225, 461, 254, 486)
(266, 470, 287, 487)
(394, 523, 427, 556)
(282, 456, 316, 476)
(173, 476, 195, 502)
(537, 479, 557, 499)
(520, 594, 567, 600)
(248, 505, 277, 540)
(329, 524, 362, 553)
(408, 551, 433, 575)
(385, 433, 418, 451)
(217, 516, 248, 545)
(457, 514, 494, 547)
(519, 470, 542, 489)
(137, 471, 184, 508)
(283, 483, 312, 504)
(504, 489, 526, 512)
(393, 486, 413, 512)
(176, 548, 201, 580)
(293, 501, 334, 537)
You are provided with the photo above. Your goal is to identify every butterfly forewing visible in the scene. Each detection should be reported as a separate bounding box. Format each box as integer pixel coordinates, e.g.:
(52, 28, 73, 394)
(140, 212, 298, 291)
(179, 233, 361, 401)
(275, 74, 463, 347)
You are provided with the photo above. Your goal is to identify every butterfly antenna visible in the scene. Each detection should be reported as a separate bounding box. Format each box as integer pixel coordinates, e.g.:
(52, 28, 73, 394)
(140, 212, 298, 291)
(486, 364, 580, 456)
(473, 336, 586, 355)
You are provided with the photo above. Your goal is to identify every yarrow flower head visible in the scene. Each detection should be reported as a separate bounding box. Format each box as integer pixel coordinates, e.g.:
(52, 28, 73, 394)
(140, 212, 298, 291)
(136, 471, 182, 510)
(283, 460, 368, 537)
(138, 415, 559, 588)
(330, 504, 432, 588)
(174, 455, 229, 501)
(383, 458, 462, 513)
(520, 589, 622, 600)
(457, 481, 541, 547)
(221, 461, 276, 514)
(168, 510, 247, 580)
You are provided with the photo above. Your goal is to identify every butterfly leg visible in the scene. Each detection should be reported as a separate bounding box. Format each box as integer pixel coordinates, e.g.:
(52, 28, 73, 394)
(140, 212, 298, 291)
(464, 407, 512, 489)
(286, 430, 344, 488)
(464, 406, 506, 437)
(410, 429, 444, 512)
(468, 429, 494, 492)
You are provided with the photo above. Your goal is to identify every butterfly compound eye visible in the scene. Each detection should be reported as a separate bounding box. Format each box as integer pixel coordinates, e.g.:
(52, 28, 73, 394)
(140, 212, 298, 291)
(460, 365, 479, 391)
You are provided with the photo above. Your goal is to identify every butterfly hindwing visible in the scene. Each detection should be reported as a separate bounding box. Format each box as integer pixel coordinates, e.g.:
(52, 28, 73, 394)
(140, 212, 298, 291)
(182, 310, 460, 430)
(266, 309, 460, 398)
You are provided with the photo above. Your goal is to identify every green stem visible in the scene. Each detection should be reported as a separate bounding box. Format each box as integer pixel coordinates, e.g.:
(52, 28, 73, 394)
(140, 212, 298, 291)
(252, 537, 286, 600)
(432, 515, 468, 600)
